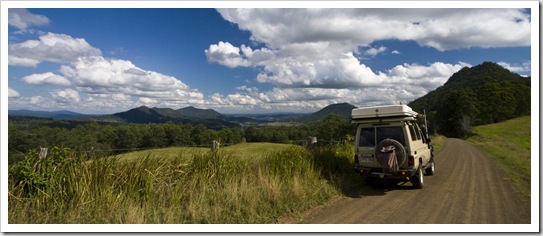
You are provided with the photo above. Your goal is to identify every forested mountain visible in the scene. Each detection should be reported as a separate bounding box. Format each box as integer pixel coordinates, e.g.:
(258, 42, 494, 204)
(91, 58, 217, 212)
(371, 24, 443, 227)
(111, 106, 239, 129)
(178, 106, 221, 119)
(113, 106, 221, 122)
(409, 62, 531, 137)
(298, 103, 356, 123)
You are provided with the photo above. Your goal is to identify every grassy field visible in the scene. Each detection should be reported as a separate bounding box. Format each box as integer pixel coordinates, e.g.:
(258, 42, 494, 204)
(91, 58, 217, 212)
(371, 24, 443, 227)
(467, 116, 531, 197)
(8, 142, 354, 224)
(116, 142, 297, 161)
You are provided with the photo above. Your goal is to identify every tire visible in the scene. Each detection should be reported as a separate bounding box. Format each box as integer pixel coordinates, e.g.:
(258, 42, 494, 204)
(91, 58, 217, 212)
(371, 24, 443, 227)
(375, 138, 406, 168)
(363, 175, 377, 186)
(411, 166, 424, 189)
(425, 159, 435, 175)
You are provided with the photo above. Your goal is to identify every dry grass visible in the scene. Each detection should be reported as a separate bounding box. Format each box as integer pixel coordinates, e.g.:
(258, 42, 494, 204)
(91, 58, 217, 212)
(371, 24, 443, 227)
(8, 143, 347, 224)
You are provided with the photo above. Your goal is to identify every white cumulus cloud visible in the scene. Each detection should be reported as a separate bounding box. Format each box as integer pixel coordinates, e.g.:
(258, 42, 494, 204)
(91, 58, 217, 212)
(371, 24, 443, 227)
(8, 9, 50, 32)
(59, 55, 204, 106)
(218, 8, 530, 51)
(8, 88, 20, 97)
(50, 88, 80, 103)
(201, 8, 529, 112)
(364, 46, 387, 56)
(9, 32, 102, 67)
(21, 72, 72, 86)
(205, 41, 251, 68)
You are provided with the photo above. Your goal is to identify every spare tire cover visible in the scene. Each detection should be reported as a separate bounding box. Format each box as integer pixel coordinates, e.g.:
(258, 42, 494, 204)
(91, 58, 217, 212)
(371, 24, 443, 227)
(375, 138, 406, 171)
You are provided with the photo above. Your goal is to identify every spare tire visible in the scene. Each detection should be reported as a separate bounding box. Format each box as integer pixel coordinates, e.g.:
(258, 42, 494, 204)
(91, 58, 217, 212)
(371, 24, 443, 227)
(375, 138, 406, 172)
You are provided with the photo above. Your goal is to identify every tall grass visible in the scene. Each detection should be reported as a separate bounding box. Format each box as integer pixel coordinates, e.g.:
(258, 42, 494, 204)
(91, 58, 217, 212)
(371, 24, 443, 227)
(8, 143, 350, 224)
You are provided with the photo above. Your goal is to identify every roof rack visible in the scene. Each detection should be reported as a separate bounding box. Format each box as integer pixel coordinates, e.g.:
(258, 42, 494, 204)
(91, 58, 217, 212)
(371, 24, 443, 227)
(351, 104, 418, 123)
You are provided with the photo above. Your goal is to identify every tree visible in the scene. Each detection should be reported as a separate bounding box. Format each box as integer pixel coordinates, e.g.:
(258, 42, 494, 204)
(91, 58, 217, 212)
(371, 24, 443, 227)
(318, 114, 349, 142)
(436, 88, 479, 137)
(477, 80, 517, 124)
(113, 126, 140, 151)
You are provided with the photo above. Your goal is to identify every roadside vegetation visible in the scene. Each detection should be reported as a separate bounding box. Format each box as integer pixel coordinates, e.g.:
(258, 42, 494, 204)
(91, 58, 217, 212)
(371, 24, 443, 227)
(8, 142, 354, 224)
(467, 116, 531, 197)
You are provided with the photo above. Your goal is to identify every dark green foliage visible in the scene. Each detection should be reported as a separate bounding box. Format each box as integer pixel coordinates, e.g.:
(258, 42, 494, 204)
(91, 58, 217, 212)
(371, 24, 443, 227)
(9, 147, 75, 198)
(8, 119, 247, 164)
(111, 106, 236, 129)
(409, 62, 530, 137)
(9, 112, 357, 165)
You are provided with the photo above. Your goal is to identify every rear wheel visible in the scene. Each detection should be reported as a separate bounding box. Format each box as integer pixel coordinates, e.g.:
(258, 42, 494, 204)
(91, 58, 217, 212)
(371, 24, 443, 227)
(363, 175, 377, 186)
(411, 166, 424, 189)
(425, 160, 435, 175)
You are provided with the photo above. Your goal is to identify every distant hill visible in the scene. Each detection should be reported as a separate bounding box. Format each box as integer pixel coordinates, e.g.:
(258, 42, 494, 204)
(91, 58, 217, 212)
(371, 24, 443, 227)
(408, 61, 530, 137)
(178, 106, 221, 119)
(298, 102, 357, 123)
(113, 106, 222, 122)
(8, 109, 88, 119)
(111, 106, 238, 129)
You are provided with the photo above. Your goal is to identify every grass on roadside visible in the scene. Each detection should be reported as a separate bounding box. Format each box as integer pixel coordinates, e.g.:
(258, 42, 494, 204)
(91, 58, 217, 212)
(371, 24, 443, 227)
(8, 143, 350, 224)
(467, 116, 531, 197)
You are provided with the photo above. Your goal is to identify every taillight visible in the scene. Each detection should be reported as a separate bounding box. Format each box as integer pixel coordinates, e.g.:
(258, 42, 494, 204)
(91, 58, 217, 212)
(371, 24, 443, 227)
(354, 154, 359, 165)
(408, 155, 414, 166)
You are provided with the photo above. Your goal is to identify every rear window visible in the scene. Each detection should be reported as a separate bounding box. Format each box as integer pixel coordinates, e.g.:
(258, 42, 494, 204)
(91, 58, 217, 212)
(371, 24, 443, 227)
(358, 128, 375, 147)
(358, 126, 406, 147)
(377, 127, 406, 146)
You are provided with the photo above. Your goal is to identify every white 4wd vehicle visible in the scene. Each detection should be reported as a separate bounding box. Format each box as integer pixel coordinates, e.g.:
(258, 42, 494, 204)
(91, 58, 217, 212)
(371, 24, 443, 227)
(351, 104, 434, 189)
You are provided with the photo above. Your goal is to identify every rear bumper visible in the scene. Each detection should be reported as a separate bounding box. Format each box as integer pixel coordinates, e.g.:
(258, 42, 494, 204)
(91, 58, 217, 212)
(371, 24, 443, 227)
(355, 167, 416, 179)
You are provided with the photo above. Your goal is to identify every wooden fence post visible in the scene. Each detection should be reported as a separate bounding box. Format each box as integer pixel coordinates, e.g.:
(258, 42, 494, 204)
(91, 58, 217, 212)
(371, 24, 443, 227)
(307, 137, 318, 149)
(35, 147, 48, 172)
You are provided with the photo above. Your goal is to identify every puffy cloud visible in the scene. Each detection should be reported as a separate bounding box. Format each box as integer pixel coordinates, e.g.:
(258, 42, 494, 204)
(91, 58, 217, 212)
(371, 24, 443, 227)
(364, 46, 387, 56)
(217, 8, 530, 51)
(206, 61, 469, 113)
(59, 55, 204, 104)
(205, 41, 250, 68)
(21, 72, 72, 86)
(386, 62, 470, 89)
(497, 61, 531, 74)
(8, 87, 20, 97)
(8, 9, 50, 32)
(50, 88, 80, 103)
(211, 9, 525, 93)
(9, 32, 102, 67)
(203, 8, 523, 112)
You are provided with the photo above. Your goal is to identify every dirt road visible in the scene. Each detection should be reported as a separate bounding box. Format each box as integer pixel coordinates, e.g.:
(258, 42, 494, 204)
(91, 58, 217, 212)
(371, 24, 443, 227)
(299, 138, 531, 224)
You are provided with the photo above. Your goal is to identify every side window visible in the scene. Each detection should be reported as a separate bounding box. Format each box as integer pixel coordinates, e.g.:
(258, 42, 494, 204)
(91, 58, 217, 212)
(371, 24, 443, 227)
(358, 128, 375, 147)
(376, 127, 406, 146)
(415, 124, 426, 143)
(408, 123, 419, 141)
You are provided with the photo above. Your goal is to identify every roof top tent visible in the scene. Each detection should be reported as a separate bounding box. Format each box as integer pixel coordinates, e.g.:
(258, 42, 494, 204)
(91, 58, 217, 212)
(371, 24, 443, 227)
(351, 104, 419, 124)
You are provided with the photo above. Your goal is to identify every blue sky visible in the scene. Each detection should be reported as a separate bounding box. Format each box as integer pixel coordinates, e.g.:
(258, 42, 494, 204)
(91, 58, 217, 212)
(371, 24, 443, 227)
(5, 3, 534, 114)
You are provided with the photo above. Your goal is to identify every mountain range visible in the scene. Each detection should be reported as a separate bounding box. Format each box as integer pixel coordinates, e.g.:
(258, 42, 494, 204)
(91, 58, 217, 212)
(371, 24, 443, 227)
(9, 103, 357, 129)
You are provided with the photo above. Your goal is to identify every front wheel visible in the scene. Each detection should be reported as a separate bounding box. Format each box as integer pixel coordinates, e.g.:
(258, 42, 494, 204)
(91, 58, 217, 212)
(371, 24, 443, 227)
(411, 166, 424, 189)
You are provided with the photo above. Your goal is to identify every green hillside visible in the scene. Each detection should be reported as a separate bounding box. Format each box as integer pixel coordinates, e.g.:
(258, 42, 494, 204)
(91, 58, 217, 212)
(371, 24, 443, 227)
(298, 102, 356, 123)
(409, 62, 531, 138)
(468, 116, 531, 197)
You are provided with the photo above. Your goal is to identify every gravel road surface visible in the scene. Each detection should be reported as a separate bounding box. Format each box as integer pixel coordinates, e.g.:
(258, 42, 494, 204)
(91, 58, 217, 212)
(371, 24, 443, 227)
(299, 138, 531, 224)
